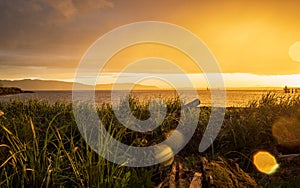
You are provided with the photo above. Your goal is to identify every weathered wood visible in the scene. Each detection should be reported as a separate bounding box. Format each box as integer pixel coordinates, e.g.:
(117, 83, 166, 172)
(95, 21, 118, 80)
(144, 99, 200, 136)
(178, 162, 189, 188)
(171, 98, 200, 123)
(157, 157, 260, 188)
(278, 153, 300, 161)
(169, 161, 177, 188)
(189, 172, 202, 188)
(182, 99, 200, 111)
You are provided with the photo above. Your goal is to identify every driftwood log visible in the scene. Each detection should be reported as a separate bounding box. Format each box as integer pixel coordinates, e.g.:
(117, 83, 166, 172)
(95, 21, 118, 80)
(155, 99, 259, 187)
(157, 157, 260, 188)
(173, 99, 200, 115)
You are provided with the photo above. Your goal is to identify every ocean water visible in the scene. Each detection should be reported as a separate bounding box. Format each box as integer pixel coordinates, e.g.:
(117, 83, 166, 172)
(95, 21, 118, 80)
(0, 89, 292, 107)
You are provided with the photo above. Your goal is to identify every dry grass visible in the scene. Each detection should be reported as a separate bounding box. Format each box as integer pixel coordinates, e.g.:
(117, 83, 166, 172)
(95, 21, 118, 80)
(0, 93, 299, 187)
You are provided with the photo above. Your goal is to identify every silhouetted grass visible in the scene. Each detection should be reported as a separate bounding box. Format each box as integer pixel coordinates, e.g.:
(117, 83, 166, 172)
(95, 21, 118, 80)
(0, 92, 299, 187)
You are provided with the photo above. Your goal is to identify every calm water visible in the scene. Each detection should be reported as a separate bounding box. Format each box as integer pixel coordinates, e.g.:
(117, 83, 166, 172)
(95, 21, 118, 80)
(0, 90, 292, 107)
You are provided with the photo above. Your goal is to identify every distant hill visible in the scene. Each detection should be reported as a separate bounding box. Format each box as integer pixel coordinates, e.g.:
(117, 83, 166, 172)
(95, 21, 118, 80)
(95, 83, 159, 90)
(0, 79, 160, 90)
(0, 79, 284, 91)
(0, 87, 34, 95)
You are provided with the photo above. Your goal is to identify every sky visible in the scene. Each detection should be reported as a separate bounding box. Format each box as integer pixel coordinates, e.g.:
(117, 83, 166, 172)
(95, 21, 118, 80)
(1, 0, 300, 88)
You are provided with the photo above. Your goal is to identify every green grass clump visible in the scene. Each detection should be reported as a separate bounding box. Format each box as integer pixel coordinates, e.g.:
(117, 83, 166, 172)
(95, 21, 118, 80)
(0, 96, 184, 187)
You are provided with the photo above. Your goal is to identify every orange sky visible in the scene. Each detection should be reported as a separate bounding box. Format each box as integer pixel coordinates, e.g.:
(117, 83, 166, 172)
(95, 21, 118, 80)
(0, 0, 300, 88)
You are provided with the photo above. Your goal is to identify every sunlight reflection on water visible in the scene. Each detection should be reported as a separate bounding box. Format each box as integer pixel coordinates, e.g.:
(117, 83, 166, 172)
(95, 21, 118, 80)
(0, 90, 289, 107)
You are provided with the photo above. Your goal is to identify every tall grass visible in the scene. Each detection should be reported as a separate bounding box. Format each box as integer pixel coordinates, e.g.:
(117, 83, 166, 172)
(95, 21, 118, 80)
(0, 92, 300, 187)
(214, 93, 300, 171)
(0, 97, 182, 187)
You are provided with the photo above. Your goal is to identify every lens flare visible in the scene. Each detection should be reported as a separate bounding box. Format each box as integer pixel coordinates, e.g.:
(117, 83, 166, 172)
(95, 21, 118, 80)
(155, 144, 174, 166)
(72, 21, 225, 167)
(272, 109, 300, 151)
(289, 41, 300, 63)
(253, 151, 279, 175)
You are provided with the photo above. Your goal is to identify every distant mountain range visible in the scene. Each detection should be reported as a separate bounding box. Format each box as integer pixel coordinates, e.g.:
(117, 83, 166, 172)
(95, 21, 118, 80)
(0, 79, 284, 91)
(0, 79, 160, 90)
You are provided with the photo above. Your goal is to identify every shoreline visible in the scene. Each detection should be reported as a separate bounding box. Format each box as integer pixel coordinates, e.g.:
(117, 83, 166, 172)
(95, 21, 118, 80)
(1, 90, 298, 108)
